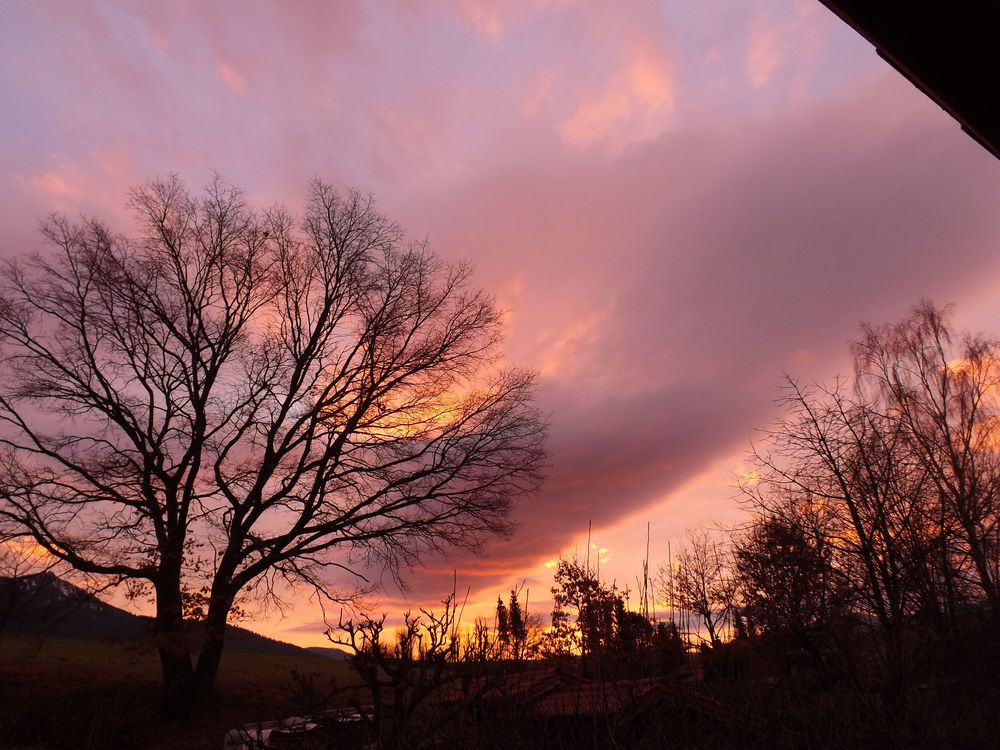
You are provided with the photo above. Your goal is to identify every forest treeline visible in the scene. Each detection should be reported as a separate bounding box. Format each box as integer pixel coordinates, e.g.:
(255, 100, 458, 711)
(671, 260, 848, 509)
(330, 301, 1000, 747)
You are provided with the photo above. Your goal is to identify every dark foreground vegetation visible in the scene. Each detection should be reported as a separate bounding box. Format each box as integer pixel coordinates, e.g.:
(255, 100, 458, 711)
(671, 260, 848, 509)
(0, 634, 358, 750)
(297, 555, 1000, 750)
(5, 625, 994, 749)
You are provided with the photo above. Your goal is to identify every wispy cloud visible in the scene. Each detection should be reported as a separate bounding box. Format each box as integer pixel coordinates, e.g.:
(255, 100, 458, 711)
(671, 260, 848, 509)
(746, 22, 782, 89)
(560, 48, 674, 151)
(215, 59, 248, 95)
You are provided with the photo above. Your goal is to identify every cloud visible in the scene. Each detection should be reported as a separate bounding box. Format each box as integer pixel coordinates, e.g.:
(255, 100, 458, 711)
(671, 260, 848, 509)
(560, 47, 674, 151)
(538, 302, 615, 379)
(450, 0, 565, 43)
(215, 59, 248, 95)
(520, 70, 554, 119)
(384, 70, 1000, 605)
(746, 23, 782, 88)
(24, 170, 80, 202)
(451, 0, 510, 42)
(790, 347, 817, 365)
(745, 2, 821, 92)
(16, 151, 135, 217)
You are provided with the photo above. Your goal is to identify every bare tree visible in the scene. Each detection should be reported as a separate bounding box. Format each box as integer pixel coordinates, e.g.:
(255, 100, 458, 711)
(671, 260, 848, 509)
(0, 176, 546, 714)
(747, 375, 939, 703)
(854, 301, 1000, 622)
(741, 302, 1000, 704)
(330, 593, 465, 747)
(660, 529, 735, 648)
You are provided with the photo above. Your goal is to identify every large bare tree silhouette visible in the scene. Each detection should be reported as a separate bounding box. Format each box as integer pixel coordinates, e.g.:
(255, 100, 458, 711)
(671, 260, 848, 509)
(0, 176, 546, 714)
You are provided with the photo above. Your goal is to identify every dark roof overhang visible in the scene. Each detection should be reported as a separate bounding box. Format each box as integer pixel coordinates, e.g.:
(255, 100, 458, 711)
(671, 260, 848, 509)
(819, 2, 1000, 160)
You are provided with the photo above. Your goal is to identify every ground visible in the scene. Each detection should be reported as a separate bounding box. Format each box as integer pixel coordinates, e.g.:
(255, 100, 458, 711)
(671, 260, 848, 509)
(0, 634, 359, 750)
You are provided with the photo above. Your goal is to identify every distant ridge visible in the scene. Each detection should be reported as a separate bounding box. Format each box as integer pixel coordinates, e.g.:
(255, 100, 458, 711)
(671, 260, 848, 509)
(0, 571, 328, 658)
(304, 645, 352, 661)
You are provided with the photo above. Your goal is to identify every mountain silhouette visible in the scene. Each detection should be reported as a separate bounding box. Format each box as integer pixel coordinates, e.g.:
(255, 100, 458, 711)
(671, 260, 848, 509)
(0, 571, 340, 657)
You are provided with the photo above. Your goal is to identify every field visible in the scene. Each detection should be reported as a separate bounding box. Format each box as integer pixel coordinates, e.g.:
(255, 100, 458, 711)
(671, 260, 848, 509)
(0, 634, 359, 750)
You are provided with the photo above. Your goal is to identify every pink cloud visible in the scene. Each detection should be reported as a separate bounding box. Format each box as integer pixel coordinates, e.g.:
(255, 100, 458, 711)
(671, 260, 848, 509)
(25, 171, 80, 202)
(537, 302, 615, 380)
(381, 69, 1000, 608)
(450, 0, 567, 43)
(746, 23, 782, 89)
(215, 59, 248, 95)
(520, 70, 554, 119)
(790, 347, 817, 365)
(745, 2, 823, 92)
(451, 0, 510, 42)
(560, 47, 674, 151)
(17, 150, 135, 218)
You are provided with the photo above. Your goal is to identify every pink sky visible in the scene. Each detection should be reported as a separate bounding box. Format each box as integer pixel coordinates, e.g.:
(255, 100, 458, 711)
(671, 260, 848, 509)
(3, 1, 1000, 647)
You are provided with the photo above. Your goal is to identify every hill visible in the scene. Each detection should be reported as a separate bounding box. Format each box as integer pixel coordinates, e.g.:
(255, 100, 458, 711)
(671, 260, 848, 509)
(0, 571, 324, 657)
(304, 645, 352, 661)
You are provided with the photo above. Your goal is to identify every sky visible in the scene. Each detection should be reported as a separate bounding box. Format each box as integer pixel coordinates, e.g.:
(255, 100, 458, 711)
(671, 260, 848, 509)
(3, 1, 1000, 648)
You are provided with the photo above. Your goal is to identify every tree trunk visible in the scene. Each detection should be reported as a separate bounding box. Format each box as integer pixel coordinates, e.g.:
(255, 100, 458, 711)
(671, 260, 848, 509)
(880, 623, 908, 711)
(154, 577, 195, 718)
(192, 589, 235, 708)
